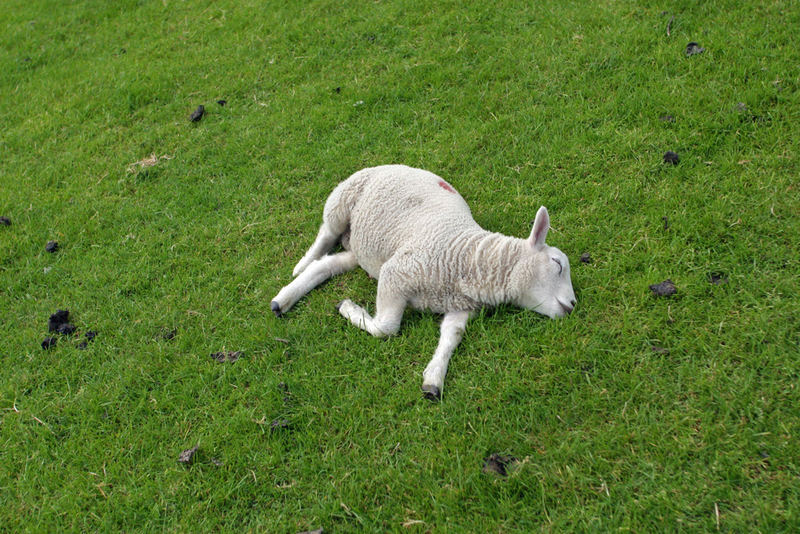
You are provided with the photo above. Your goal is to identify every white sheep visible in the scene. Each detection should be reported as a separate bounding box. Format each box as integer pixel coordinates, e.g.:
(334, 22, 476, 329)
(271, 165, 576, 399)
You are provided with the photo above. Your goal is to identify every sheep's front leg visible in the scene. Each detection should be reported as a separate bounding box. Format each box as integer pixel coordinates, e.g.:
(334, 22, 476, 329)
(422, 311, 471, 401)
(271, 251, 358, 316)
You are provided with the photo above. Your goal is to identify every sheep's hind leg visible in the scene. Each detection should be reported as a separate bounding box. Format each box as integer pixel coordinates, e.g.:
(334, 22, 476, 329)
(336, 271, 406, 338)
(292, 223, 341, 277)
(271, 251, 358, 316)
(421, 311, 471, 401)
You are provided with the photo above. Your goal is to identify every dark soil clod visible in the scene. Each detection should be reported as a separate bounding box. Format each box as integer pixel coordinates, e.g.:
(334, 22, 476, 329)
(41, 337, 58, 350)
(709, 272, 728, 285)
(685, 42, 705, 56)
(210, 351, 242, 363)
(662, 216, 669, 230)
(56, 323, 76, 336)
(189, 105, 205, 122)
(45, 240, 59, 253)
(663, 151, 680, 165)
(482, 453, 518, 477)
(334, 86, 341, 93)
(178, 445, 199, 465)
(216, 99, 226, 106)
(659, 114, 675, 122)
(77, 331, 97, 349)
(0, 216, 10, 226)
(649, 279, 677, 297)
(48, 309, 70, 332)
(580, 252, 592, 264)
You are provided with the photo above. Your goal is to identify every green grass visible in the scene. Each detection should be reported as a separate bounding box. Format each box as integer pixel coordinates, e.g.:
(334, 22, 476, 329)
(1, 0, 799, 531)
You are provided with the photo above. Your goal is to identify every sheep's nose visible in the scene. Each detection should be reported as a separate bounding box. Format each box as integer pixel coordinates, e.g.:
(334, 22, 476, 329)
(570, 299, 576, 308)
(559, 300, 574, 314)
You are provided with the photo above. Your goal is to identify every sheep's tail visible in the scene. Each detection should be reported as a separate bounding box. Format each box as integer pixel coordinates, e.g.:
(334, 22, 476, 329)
(291, 169, 371, 277)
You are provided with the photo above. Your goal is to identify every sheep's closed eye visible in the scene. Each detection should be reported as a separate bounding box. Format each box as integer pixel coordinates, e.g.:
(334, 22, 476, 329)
(552, 257, 563, 275)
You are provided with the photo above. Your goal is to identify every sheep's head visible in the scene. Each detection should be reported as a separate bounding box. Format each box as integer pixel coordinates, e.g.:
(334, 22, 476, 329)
(512, 206, 576, 319)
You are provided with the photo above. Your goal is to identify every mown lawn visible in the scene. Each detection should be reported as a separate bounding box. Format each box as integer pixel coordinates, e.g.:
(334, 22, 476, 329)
(1, 0, 798, 531)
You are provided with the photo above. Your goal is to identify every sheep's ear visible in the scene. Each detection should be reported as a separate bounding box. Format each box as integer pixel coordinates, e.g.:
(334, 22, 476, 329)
(529, 206, 549, 249)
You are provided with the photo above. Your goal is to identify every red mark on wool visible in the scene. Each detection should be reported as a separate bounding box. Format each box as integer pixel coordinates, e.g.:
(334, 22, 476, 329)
(438, 180, 456, 193)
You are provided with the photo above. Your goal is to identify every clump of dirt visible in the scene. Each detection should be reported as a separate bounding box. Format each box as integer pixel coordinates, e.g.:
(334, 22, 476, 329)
(216, 99, 227, 106)
(47, 309, 98, 349)
(77, 331, 98, 350)
(41, 337, 58, 350)
(580, 252, 592, 264)
(56, 323, 76, 335)
(45, 240, 59, 253)
(659, 114, 675, 122)
(685, 42, 705, 56)
(649, 279, 677, 297)
(178, 445, 199, 465)
(663, 151, 680, 165)
(709, 272, 728, 285)
(210, 351, 242, 363)
(48, 309, 70, 332)
(482, 453, 518, 477)
(190, 105, 205, 122)
(0, 216, 10, 226)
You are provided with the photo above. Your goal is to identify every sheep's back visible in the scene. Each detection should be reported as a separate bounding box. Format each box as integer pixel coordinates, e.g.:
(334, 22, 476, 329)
(348, 165, 478, 278)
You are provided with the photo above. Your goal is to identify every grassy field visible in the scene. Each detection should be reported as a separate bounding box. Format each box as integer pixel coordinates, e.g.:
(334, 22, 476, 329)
(1, 0, 799, 531)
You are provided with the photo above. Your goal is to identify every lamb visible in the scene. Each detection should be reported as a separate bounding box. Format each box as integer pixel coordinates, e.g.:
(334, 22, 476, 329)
(271, 165, 576, 400)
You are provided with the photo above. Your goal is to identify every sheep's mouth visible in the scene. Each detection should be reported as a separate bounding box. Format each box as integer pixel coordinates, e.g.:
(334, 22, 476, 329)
(557, 300, 574, 315)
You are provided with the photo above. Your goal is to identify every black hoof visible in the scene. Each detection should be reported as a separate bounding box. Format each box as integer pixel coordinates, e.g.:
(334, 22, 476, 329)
(422, 384, 441, 401)
(270, 301, 282, 318)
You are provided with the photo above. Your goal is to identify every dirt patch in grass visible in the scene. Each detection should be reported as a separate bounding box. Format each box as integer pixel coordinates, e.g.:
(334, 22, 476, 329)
(48, 310, 70, 332)
(210, 351, 242, 363)
(482, 453, 518, 476)
(178, 445, 199, 465)
(649, 279, 677, 297)
(189, 105, 205, 122)
(685, 42, 705, 56)
(663, 151, 680, 165)
(709, 272, 728, 284)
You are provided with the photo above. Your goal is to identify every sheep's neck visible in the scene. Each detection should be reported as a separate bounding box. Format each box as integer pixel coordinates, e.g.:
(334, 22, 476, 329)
(461, 230, 524, 307)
